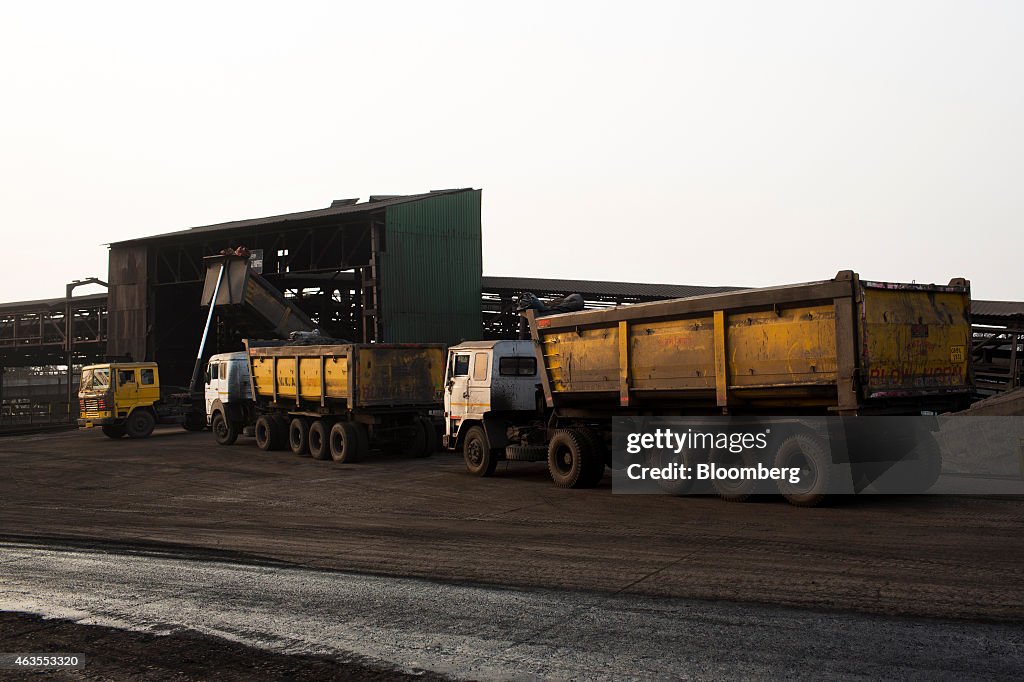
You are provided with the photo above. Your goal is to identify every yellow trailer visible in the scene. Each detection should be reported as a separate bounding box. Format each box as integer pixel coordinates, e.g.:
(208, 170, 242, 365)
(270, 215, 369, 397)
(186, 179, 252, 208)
(529, 270, 972, 415)
(242, 341, 445, 463)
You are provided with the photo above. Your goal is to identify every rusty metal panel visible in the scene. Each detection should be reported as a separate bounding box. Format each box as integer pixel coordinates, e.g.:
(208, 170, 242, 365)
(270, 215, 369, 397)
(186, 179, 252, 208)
(355, 345, 445, 407)
(859, 282, 972, 397)
(107, 245, 148, 362)
(725, 305, 838, 388)
(540, 326, 620, 393)
(628, 316, 716, 391)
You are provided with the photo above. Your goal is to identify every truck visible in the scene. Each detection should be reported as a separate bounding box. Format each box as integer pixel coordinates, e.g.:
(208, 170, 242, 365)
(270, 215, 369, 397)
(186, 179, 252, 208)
(441, 271, 974, 505)
(78, 361, 205, 438)
(206, 340, 445, 462)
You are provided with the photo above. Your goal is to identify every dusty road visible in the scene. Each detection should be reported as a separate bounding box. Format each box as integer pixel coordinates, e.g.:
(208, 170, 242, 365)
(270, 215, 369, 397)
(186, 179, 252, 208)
(1, 427, 1023, 678)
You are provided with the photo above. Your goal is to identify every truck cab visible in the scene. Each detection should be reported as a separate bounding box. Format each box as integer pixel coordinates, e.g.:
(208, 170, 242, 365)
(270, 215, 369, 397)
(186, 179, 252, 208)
(78, 362, 162, 439)
(204, 351, 253, 444)
(442, 340, 541, 454)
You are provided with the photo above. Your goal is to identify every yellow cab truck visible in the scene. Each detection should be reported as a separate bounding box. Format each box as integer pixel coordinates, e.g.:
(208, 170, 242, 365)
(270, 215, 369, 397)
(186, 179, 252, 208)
(442, 271, 973, 505)
(78, 362, 204, 438)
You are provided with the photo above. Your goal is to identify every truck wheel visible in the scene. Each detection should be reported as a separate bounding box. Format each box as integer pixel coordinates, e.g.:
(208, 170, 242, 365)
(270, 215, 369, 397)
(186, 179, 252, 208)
(547, 429, 598, 489)
(101, 424, 126, 439)
(644, 448, 697, 495)
(308, 420, 331, 460)
(255, 415, 281, 451)
(329, 422, 364, 463)
(289, 418, 310, 456)
(212, 412, 239, 446)
(410, 416, 435, 458)
(868, 433, 942, 494)
(182, 411, 206, 432)
(463, 425, 498, 476)
(576, 427, 607, 486)
(126, 410, 156, 439)
(707, 449, 759, 502)
(773, 433, 831, 507)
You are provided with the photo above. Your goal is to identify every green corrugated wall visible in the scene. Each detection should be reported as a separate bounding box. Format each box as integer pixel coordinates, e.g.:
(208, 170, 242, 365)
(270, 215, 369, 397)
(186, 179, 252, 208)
(379, 190, 482, 344)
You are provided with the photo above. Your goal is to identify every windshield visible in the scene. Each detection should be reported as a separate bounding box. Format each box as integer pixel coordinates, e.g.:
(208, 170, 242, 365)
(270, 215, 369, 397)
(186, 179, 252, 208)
(80, 368, 111, 393)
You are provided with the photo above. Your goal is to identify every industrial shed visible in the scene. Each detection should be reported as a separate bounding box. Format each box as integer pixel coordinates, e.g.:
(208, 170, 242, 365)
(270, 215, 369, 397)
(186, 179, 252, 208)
(106, 189, 483, 387)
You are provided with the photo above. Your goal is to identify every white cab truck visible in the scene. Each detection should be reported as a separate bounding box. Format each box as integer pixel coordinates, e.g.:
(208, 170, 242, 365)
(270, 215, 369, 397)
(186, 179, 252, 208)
(203, 351, 254, 444)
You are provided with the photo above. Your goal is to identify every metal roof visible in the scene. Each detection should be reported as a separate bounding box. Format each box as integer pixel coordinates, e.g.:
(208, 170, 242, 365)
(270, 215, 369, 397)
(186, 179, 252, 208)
(483, 275, 743, 299)
(973, 300, 1024, 319)
(108, 188, 477, 246)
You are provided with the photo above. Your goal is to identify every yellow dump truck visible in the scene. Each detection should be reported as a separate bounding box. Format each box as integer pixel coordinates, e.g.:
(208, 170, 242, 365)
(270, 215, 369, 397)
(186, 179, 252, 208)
(207, 341, 445, 463)
(442, 271, 973, 504)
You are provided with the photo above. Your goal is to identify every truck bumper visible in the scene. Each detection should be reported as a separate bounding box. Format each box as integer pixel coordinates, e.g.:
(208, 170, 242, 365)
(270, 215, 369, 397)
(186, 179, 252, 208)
(78, 417, 119, 428)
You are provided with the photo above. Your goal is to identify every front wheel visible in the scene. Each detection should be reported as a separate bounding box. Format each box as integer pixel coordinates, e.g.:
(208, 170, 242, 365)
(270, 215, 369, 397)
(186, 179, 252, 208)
(463, 425, 497, 477)
(101, 424, 126, 439)
(212, 412, 239, 446)
(126, 410, 156, 439)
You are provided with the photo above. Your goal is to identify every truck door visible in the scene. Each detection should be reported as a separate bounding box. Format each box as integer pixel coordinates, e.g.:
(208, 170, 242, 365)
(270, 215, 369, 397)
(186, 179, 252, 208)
(445, 351, 472, 439)
(467, 351, 492, 414)
(115, 368, 138, 416)
(204, 361, 220, 421)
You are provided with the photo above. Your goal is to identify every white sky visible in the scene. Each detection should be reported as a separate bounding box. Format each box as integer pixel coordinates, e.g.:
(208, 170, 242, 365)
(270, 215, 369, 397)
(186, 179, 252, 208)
(0, 1, 1021, 301)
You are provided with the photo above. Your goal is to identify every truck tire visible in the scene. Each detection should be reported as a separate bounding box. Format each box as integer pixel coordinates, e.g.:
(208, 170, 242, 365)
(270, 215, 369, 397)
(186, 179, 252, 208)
(182, 411, 206, 432)
(212, 411, 239, 446)
(547, 429, 599, 489)
(644, 448, 697, 495)
(504, 445, 547, 462)
(410, 416, 435, 458)
(707, 449, 760, 502)
(773, 433, 831, 507)
(101, 424, 126, 439)
(463, 425, 498, 477)
(255, 415, 282, 451)
(308, 420, 331, 460)
(289, 418, 310, 456)
(329, 421, 365, 463)
(126, 409, 156, 439)
(868, 432, 942, 494)
(576, 427, 607, 485)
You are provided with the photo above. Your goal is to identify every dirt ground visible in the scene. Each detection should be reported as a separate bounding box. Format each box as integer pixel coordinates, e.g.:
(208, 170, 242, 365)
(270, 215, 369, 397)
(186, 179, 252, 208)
(1, 427, 1023, 677)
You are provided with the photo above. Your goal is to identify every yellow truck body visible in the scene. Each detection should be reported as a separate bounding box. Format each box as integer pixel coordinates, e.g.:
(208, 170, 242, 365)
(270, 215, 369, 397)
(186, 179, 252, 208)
(530, 271, 972, 414)
(248, 343, 445, 410)
(78, 362, 161, 425)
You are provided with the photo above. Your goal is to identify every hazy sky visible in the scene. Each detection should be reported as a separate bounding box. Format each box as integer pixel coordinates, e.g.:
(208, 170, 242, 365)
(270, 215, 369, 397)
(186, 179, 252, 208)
(1, 1, 1021, 301)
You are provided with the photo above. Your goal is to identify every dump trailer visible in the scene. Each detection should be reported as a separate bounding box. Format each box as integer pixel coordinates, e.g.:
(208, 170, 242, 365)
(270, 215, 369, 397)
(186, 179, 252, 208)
(207, 341, 445, 463)
(442, 271, 973, 504)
